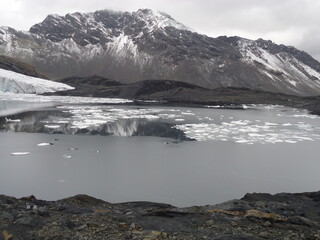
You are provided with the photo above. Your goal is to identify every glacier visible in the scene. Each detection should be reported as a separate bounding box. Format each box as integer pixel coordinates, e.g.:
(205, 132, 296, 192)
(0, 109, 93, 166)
(0, 68, 74, 94)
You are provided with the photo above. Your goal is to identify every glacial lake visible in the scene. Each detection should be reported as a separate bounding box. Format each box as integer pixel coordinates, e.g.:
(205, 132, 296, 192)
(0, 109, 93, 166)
(1, 93, 320, 207)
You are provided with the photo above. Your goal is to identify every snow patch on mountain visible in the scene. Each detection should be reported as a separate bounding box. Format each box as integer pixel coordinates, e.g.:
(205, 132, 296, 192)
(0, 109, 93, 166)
(0, 68, 74, 94)
(106, 33, 153, 67)
(108, 33, 139, 60)
(238, 38, 320, 94)
(136, 9, 190, 31)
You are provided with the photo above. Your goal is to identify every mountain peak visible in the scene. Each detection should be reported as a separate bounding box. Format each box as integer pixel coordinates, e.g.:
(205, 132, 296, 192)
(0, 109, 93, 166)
(135, 8, 189, 31)
(29, 9, 190, 43)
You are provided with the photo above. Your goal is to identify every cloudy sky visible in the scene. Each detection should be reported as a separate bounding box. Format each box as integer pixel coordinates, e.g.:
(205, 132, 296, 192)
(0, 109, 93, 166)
(1, 0, 320, 60)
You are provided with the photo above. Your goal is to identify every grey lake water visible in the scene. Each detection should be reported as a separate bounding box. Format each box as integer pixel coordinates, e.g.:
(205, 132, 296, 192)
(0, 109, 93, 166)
(1, 93, 320, 207)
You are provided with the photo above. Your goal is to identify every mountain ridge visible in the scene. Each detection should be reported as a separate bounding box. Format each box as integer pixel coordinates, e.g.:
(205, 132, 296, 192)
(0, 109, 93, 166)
(1, 9, 320, 96)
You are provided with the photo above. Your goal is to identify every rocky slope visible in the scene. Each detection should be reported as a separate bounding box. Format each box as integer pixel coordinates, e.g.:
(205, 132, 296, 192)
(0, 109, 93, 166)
(1, 9, 320, 96)
(1, 191, 320, 240)
(0, 55, 48, 79)
(53, 76, 319, 112)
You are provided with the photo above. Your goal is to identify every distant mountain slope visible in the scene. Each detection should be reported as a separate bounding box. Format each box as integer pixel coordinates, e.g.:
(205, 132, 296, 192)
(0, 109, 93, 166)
(0, 55, 48, 79)
(53, 76, 320, 117)
(1, 9, 320, 96)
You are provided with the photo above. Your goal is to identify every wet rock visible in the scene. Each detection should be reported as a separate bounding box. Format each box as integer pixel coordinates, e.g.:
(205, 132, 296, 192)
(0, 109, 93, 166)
(263, 221, 272, 227)
(258, 231, 270, 238)
(205, 219, 214, 227)
(15, 215, 41, 227)
(76, 224, 87, 231)
(0, 212, 14, 222)
(87, 222, 99, 228)
(288, 216, 316, 226)
(313, 233, 320, 240)
(58, 219, 76, 229)
(37, 206, 50, 217)
(231, 220, 239, 226)
(142, 230, 170, 240)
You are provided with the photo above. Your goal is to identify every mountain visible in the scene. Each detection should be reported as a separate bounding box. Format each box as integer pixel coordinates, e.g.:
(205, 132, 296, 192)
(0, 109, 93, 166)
(0, 68, 73, 94)
(1, 9, 320, 96)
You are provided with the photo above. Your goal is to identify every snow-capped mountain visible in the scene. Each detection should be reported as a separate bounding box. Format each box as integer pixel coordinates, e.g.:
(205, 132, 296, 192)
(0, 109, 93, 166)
(0, 68, 73, 94)
(1, 9, 320, 96)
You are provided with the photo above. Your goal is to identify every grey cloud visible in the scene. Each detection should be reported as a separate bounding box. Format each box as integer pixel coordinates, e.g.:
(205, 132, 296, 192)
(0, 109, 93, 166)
(0, 0, 319, 61)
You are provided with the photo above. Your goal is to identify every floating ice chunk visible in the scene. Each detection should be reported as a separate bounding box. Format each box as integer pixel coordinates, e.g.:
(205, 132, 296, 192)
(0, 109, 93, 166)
(44, 125, 61, 129)
(68, 148, 78, 151)
(292, 114, 319, 119)
(285, 140, 298, 144)
(265, 122, 278, 126)
(292, 136, 314, 141)
(248, 133, 264, 137)
(5, 117, 21, 123)
(11, 152, 30, 156)
(181, 112, 195, 115)
(175, 118, 185, 122)
(37, 143, 53, 147)
(235, 139, 251, 143)
(231, 120, 250, 125)
(206, 105, 221, 108)
(63, 154, 72, 159)
(242, 104, 249, 109)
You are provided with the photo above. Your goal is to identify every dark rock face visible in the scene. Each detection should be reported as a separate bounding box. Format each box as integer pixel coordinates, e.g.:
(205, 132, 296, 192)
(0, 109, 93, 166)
(58, 75, 123, 87)
(1, 9, 320, 96)
(0, 55, 48, 79)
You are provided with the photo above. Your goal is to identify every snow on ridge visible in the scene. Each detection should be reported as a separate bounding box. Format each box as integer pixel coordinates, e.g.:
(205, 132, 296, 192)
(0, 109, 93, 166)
(0, 27, 12, 43)
(136, 9, 190, 31)
(238, 38, 320, 92)
(0, 68, 74, 94)
(106, 33, 153, 66)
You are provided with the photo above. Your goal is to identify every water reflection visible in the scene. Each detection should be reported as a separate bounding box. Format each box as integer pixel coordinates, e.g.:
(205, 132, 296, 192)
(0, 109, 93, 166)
(0, 110, 191, 141)
(0, 100, 56, 117)
(1, 96, 320, 144)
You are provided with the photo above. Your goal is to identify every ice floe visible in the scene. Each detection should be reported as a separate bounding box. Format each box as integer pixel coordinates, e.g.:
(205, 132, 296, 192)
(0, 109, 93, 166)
(37, 143, 53, 147)
(11, 152, 30, 156)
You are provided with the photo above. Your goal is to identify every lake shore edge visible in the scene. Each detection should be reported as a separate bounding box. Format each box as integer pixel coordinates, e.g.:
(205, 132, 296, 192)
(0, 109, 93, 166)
(1, 190, 320, 239)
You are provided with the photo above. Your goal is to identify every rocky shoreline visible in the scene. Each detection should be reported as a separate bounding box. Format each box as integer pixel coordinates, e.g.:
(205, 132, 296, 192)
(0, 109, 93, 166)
(1, 191, 320, 240)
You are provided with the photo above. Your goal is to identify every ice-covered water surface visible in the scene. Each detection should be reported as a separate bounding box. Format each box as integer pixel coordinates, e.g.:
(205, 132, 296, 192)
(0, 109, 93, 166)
(0, 96, 320, 144)
(0, 92, 133, 117)
(1, 93, 320, 144)
(0, 92, 133, 104)
(176, 107, 320, 144)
